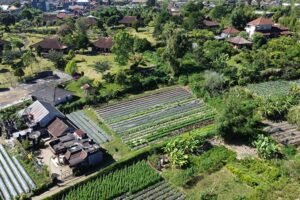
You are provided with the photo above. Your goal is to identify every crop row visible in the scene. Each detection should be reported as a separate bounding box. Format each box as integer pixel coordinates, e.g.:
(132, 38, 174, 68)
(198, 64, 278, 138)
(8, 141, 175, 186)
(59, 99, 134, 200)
(115, 181, 184, 200)
(0, 145, 36, 200)
(96, 87, 193, 120)
(62, 161, 162, 200)
(110, 100, 204, 132)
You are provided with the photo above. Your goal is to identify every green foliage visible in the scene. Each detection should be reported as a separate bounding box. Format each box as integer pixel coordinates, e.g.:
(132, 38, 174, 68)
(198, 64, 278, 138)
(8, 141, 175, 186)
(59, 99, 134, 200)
(217, 88, 259, 141)
(14, 68, 25, 78)
(230, 7, 254, 30)
(65, 60, 78, 75)
(62, 161, 162, 200)
(164, 136, 202, 167)
(94, 61, 110, 73)
(112, 31, 134, 65)
(133, 37, 152, 52)
(253, 135, 281, 159)
(287, 105, 300, 128)
(227, 158, 283, 188)
(47, 50, 66, 68)
(190, 146, 236, 174)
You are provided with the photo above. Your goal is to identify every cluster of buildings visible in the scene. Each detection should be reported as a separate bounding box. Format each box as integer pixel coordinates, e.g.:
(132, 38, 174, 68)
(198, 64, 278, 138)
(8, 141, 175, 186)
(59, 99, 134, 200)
(17, 99, 103, 168)
(0, 86, 103, 169)
(207, 16, 291, 49)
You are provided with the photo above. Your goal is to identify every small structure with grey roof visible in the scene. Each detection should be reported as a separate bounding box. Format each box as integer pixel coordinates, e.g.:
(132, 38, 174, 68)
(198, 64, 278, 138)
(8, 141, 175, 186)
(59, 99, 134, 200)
(30, 86, 73, 106)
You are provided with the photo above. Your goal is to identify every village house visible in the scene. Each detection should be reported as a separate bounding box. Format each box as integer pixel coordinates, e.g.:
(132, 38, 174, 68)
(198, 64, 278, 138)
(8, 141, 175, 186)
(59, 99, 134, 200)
(31, 37, 68, 53)
(227, 36, 252, 49)
(245, 17, 291, 38)
(47, 117, 74, 138)
(221, 27, 240, 38)
(49, 130, 103, 167)
(19, 100, 65, 128)
(30, 86, 73, 106)
(119, 16, 138, 27)
(92, 37, 113, 53)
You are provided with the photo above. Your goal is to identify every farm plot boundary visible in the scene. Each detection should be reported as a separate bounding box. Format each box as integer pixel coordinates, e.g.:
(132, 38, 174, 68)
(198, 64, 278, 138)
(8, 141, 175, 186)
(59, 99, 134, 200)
(96, 87, 215, 149)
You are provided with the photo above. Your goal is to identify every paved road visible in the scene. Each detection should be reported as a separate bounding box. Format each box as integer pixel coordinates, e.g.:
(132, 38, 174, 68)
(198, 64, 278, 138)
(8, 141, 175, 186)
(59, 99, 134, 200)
(0, 71, 72, 109)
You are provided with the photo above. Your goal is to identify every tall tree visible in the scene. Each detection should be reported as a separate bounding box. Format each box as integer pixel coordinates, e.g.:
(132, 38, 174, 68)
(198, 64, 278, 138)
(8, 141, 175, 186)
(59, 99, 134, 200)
(217, 88, 259, 141)
(112, 31, 134, 65)
(22, 50, 38, 74)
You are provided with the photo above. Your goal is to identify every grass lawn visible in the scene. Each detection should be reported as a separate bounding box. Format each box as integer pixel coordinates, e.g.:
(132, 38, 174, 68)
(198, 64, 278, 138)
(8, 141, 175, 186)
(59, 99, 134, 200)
(0, 57, 54, 87)
(184, 168, 254, 200)
(127, 27, 156, 45)
(73, 54, 128, 81)
(25, 33, 47, 46)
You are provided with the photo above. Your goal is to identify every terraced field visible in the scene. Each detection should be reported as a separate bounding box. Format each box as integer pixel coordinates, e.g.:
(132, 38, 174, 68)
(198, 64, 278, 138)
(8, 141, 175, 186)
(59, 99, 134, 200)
(115, 181, 184, 200)
(0, 145, 36, 200)
(67, 111, 111, 144)
(96, 87, 214, 149)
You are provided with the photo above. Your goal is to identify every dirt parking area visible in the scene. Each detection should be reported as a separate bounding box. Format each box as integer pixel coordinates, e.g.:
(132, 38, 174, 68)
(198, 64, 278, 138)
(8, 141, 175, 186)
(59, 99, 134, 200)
(0, 71, 71, 109)
(40, 143, 73, 181)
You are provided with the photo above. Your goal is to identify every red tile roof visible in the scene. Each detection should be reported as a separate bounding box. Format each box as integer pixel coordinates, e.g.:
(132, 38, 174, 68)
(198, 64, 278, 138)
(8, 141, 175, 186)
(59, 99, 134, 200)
(48, 118, 70, 138)
(119, 16, 138, 24)
(74, 129, 86, 138)
(222, 27, 240, 34)
(247, 17, 273, 26)
(93, 37, 113, 49)
(227, 36, 252, 45)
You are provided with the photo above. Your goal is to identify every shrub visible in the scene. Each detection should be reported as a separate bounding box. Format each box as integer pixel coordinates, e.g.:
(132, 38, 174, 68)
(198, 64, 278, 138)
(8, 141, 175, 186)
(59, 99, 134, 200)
(253, 135, 281, 159)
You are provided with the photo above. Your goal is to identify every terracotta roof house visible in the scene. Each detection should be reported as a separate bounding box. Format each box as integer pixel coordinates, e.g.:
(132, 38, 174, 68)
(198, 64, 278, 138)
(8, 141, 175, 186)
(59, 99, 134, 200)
(47, 118, 73, 138)
(30, 86, 73, 106)
(221, 27, 240, 38)
(227, 36, 252, 49)
(245, 17, 291, 38)
(201, 19, 219, 29)
(20, 100, 65, 128)
(31, 37, 68, 53)
(92, 37, 113, 53)
(119, 16, 138, 26)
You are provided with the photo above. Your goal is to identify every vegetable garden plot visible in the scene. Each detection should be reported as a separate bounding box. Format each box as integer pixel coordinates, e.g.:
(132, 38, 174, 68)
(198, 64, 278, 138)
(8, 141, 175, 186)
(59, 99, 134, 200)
(61, 161, 162, 200)
(114, 181, 185, 200)
(247, 80, 293, 98)
(0, 144, 36, 200)
(263, 120, 300, 146)
(96, 87, 215, 149)
(67, 110, 111, 144)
